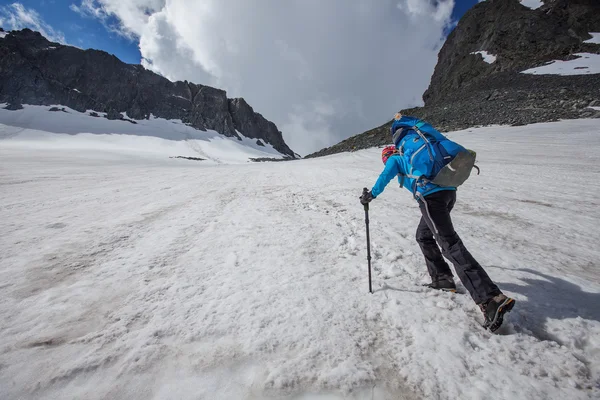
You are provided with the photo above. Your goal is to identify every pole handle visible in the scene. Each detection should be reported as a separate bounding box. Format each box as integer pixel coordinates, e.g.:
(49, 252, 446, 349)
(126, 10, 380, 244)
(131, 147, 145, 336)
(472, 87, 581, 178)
(362, 187, 370, 211)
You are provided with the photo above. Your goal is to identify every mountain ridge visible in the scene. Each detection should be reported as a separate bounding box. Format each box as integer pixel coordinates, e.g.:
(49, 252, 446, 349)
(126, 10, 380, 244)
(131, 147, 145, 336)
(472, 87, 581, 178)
(0, 28, 296, 158)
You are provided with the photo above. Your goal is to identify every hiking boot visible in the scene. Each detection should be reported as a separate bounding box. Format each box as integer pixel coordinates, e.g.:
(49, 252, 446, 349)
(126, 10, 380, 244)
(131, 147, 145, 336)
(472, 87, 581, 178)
(423, 279, 457, 293)
(480, 294, 516, 332)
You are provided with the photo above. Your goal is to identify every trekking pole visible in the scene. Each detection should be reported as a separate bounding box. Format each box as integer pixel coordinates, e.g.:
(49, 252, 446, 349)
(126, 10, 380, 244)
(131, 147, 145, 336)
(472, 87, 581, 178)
(362, 188, 373, 294)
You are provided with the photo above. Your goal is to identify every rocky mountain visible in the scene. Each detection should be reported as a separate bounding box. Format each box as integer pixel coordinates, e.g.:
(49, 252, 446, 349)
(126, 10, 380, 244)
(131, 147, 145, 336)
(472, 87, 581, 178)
(307, 0, 600, 158)
(0, 28, 296, 158)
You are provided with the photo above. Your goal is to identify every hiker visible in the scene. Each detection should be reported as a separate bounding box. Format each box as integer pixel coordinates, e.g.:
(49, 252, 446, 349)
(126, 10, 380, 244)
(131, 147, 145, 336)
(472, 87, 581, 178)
(359, 113, 515, 332)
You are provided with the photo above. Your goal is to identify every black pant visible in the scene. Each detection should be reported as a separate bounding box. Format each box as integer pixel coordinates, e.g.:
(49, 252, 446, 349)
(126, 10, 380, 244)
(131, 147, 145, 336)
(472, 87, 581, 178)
(416, 190, 500, 304)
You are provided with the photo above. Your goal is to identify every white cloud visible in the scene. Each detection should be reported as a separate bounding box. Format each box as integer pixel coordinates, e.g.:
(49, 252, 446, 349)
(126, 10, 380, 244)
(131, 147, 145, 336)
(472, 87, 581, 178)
(0, 2, 66, 43)
(69, 0, 106, 20)
(399, 0, 455, 22)
(68, 0, 456, 155)
(70, 0, 164, 40)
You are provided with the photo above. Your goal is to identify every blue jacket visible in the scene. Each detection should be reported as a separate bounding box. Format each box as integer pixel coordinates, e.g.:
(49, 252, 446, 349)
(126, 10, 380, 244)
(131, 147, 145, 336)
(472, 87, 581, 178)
(371, 154, 455, 200)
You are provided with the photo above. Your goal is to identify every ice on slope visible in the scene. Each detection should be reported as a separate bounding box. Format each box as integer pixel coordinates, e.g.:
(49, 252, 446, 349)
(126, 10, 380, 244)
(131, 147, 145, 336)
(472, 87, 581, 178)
(0, 119, 599, 400)
(0, 104, 285, 163)
(521, 53, 600, 75)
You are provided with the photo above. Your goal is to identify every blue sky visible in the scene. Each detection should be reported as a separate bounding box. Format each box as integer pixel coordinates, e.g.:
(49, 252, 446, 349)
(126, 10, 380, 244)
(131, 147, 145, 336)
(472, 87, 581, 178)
(0, 0, 480, 65)
(0, 0, 142, 63)
(451, 1, 480, 22)
(449, 0, 481, 34)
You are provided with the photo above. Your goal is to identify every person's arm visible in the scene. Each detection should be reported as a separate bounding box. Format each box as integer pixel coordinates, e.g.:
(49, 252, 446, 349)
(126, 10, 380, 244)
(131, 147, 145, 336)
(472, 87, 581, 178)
(371, 156, 403, 198)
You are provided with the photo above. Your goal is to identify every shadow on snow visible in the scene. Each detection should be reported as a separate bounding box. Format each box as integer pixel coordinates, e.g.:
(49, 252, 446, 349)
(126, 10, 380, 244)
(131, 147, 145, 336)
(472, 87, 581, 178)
(493, 266, 600, 343)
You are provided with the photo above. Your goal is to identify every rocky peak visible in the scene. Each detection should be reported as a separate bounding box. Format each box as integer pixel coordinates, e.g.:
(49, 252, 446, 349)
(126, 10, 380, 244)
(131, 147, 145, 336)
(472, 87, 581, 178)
(424, 0, 600, 105)
(0, 28, 295, 158)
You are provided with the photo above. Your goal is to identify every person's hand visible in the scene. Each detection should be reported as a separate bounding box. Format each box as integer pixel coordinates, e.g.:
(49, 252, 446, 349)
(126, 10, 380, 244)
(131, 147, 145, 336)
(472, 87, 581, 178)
(360, 189, 374, 205)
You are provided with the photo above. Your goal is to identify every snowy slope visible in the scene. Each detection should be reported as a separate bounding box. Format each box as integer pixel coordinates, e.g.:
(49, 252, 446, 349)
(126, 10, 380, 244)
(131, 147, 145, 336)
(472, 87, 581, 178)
(521, 53, 600, 76)
(0, 104, 287, 163)
(0, 119, 599, 400)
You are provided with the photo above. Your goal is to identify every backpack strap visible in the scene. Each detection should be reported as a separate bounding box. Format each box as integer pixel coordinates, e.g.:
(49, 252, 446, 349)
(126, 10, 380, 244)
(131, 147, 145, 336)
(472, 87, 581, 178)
(415, 192, 439, 234)
(393, 126, 411, 149)
(412, 124, 434, 162)
(398, 137, 406, 155)
(397, 130, 421, 156)
(410, 176, 431, 199)
(397, 173, 429, 190)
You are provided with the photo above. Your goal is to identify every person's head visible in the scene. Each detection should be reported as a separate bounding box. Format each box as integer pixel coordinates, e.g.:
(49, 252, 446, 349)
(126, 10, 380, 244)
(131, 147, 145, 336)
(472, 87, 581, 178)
(381, 145, 397, 164)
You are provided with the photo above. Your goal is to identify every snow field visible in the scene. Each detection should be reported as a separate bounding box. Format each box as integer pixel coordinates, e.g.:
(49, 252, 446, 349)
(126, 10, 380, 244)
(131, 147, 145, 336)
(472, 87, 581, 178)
(521, 53, 600, 76)
(0, 104, 286, 163)
(0, 119, 599, 399)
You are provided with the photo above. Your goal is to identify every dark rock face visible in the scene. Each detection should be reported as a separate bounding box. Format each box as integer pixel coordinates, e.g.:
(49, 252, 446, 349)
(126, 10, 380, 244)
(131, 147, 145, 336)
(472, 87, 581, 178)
(306, 0, 600, 159)
(228, 97, 291, 153)
(424, 0, 600, 105)
(0, 28, 295, 157)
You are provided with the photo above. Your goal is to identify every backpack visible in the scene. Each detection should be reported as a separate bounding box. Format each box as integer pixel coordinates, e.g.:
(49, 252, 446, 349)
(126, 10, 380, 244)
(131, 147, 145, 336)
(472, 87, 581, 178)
(391, 115, 479, 189)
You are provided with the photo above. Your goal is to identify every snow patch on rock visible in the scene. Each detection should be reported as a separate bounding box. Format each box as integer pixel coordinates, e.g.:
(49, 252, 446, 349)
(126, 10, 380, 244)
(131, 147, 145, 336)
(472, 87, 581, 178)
(471, 50, 497, 64)
(521, 53, 600, 76)
(584, 32, 600, 44)
(520, 0, 544, 10)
